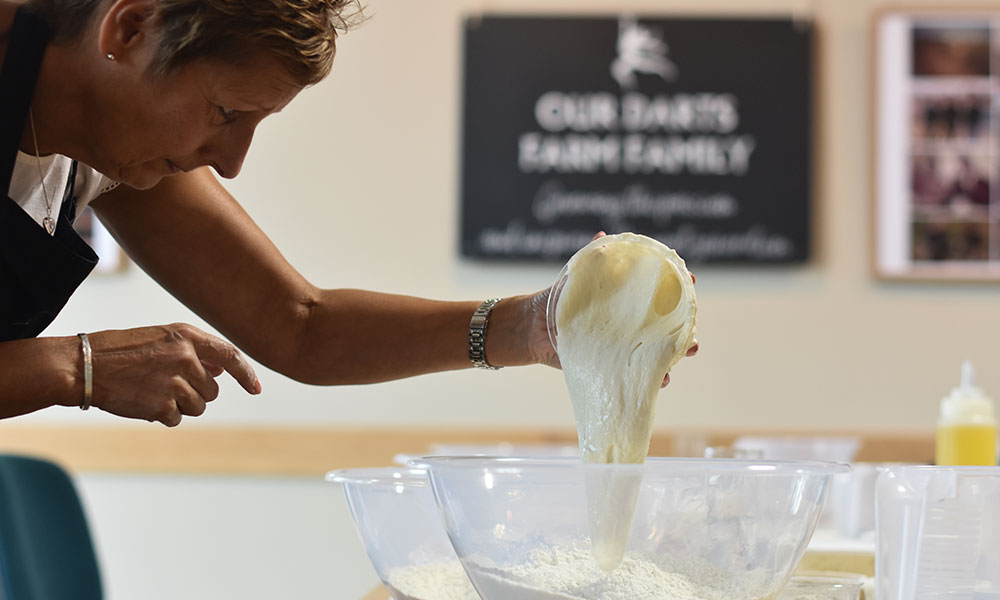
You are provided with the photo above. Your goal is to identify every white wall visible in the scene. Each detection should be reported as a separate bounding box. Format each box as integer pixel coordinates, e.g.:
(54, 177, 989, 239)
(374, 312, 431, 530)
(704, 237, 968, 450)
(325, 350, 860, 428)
(75, 473, 380, 599)
(25, 0, 1000, 434)
(17, 0, 1000, 597)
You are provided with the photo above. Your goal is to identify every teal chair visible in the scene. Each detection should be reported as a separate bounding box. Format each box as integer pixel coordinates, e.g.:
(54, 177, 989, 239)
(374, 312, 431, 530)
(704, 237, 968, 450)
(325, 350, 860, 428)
(0, 454, 103, 599)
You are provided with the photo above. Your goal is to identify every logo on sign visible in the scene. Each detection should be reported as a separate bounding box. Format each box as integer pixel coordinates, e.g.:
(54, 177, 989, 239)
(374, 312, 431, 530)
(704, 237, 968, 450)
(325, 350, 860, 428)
(611, 15, 678, 90)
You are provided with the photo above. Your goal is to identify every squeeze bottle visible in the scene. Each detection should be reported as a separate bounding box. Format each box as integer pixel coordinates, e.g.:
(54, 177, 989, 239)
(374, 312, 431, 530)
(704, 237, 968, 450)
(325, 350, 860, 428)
(935, 360, 997, 466)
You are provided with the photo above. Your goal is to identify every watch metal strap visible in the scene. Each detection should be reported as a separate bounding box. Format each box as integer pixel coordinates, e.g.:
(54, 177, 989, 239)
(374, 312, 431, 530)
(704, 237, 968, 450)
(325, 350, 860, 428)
(469, 297, 503, 370)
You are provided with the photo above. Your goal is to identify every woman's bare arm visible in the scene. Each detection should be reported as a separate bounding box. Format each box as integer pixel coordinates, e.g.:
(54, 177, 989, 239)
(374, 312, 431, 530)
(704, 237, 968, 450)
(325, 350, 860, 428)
(0, 335, 80, 418)
(91, 167, 552, 385)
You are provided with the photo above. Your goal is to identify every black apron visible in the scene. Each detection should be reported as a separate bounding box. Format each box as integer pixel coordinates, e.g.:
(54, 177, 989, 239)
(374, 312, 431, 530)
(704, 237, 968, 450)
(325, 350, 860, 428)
(0, 5, 98, 342)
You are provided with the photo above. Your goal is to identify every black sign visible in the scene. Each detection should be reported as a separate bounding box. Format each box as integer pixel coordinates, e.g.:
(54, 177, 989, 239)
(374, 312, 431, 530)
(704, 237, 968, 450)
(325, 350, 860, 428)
(460, 16, 813, 264)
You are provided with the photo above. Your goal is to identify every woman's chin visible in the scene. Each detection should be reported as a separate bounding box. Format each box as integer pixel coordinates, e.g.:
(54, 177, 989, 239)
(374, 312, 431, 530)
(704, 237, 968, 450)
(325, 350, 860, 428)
(116, 166, 168, 190)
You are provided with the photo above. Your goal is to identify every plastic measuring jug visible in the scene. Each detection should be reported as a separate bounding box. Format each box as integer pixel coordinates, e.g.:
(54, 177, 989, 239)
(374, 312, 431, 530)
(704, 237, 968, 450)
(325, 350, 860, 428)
(875, 465, 1000, 600)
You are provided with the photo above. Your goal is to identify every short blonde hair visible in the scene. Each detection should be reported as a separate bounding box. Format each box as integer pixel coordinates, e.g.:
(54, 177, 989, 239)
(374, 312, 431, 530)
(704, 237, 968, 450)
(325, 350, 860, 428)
(29, 0, 365, 86)
(153, 0, 365, 85)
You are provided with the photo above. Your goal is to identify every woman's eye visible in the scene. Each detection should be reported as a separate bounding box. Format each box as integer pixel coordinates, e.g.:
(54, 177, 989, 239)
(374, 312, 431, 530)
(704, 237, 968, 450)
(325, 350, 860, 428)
(218, 106, 238, 122)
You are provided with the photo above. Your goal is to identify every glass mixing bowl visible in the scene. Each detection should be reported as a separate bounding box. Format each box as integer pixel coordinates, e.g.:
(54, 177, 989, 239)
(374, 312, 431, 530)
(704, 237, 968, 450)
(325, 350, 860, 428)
(326, 467, 480, 600)
(417, 456, 848, 600)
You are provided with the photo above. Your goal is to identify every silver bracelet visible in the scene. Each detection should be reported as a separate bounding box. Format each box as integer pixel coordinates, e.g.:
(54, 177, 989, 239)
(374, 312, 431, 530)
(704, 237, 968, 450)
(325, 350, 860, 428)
(77, 333, 93, 410)
(469, 298, 503, 370)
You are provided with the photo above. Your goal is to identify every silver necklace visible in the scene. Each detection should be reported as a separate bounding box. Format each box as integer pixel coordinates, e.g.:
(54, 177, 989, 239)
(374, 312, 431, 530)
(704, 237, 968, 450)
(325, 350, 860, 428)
(27, 108, 56, 235)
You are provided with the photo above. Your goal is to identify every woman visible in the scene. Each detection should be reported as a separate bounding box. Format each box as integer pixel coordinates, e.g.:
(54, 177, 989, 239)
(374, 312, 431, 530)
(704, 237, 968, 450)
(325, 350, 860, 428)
(1, 0, 695, 427)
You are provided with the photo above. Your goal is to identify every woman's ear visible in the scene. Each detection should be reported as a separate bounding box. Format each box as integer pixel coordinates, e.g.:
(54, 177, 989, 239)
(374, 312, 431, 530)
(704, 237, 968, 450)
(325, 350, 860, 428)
(97, 0, 158, 63)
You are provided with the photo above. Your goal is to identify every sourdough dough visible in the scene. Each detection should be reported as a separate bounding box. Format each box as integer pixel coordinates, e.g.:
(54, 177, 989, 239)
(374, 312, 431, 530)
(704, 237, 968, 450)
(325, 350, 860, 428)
(554, 233, 697, 570)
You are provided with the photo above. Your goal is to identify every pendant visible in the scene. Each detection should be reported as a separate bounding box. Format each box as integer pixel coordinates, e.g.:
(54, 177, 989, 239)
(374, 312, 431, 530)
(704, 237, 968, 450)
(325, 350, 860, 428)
(43, 216, 55, 235)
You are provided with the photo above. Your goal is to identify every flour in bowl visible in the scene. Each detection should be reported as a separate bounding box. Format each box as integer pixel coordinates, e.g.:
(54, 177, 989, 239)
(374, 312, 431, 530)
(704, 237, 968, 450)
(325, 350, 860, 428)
(469, 547, 733, 600)
(385, 561, 479, 600)
(554, 233, 697, 570)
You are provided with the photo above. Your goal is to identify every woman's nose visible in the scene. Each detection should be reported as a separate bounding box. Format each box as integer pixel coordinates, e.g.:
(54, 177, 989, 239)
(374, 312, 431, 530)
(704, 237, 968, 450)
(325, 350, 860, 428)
(204, 126, 255, 179)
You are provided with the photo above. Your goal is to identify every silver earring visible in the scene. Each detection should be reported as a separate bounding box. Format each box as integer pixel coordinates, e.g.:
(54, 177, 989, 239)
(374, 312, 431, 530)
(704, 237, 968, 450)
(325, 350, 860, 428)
(106, 53, 116, 61)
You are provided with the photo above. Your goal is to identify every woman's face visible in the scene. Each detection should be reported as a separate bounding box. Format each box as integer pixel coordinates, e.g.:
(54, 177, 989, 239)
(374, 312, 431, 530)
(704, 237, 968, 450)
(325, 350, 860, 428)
(94, 51, 304, 190)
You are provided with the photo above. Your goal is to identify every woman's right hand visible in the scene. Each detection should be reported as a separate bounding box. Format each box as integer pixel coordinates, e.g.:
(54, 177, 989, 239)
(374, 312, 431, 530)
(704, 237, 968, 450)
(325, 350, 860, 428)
(86, 323, 260, 427)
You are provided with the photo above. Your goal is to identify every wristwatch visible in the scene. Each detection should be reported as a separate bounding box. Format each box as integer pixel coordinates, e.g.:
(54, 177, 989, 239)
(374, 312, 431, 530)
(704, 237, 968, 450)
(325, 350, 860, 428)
(469, 297, 503, 370)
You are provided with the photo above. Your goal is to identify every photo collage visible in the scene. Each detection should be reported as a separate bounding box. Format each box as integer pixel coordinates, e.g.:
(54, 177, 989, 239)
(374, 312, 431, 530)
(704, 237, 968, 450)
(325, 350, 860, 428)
(909, 19, 998, 263)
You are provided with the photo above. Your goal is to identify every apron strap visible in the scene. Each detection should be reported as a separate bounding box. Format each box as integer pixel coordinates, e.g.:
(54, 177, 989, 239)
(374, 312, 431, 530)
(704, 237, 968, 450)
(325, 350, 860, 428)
(58, 159, 79, 223)
(0, 6, 51, 193)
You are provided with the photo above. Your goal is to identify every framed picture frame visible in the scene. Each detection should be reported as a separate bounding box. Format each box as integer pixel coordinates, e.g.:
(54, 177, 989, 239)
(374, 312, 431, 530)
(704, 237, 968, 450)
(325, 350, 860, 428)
(460, 15, 814, 265)
(873, 9, 1000, 281)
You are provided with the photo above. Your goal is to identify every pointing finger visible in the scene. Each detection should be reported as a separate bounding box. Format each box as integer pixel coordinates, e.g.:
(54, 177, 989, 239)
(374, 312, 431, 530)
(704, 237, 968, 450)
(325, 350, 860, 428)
(201, 360, 225, 377)
(190, 333, 260, 395)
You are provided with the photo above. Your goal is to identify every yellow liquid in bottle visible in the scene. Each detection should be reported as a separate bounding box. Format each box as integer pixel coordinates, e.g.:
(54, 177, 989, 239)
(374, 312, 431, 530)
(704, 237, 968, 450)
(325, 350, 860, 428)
(936, 424, 998, 466)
